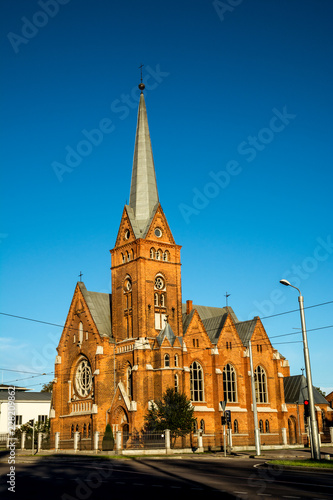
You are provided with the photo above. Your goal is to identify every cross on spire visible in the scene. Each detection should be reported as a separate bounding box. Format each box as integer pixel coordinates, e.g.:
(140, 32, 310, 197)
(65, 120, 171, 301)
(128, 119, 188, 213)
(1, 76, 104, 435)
(225, 292, 231, 307)
(78, 271, 83, 282)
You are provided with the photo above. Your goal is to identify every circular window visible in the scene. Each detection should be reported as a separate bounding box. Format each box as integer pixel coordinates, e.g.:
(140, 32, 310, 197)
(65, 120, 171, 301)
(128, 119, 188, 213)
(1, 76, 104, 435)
(155, 276, 165, 290)
(124, 229, 130, 240)
(75, 359, 92, 397)
(154, 227, 162, 238)
(124, 278, 132, 291)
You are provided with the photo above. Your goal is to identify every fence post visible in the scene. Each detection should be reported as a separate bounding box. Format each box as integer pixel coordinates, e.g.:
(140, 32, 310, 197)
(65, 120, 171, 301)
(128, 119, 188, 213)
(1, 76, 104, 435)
(116, 430, 122, 452)
(281, 427, 287, 445)
(94, 431, 100, 453)
(165, 429, 171, 453)
(74, 431, 80, 452)
(330, 427, 333, 444)
(38, 432, 43, 451)
(55, 432, 60, 452)
(197, 429, 203, 452)
(21, 431, 26, 450)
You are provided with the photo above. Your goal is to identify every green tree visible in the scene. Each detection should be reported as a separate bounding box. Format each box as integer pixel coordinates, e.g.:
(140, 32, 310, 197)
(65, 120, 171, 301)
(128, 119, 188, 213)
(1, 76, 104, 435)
(144, 388, 195, 438)
(41, 381, 53, 393)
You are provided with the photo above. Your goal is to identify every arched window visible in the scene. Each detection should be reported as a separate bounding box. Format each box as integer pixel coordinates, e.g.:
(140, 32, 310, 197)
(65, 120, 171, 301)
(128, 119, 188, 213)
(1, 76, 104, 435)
(83, 423, 87, 437)
(88, 423, 91, 437)
(150, 248, 156, 259)
(163, 251, 169, 262)
(154, 293, 159, 306)
(265, 419, 270, 433)
(174, 374, 179, 392)
(127, 363, 133, 398)
(223, 364, 237, 402)
(259, 419, 264, 433)
(160, 294, 165, 307)
(75, 358, 92, 397)
(156, 249, 161, 260)
(127, 251, 131, 262)
(76, 424, 79, 432)
(200, 419, 205, 432)
(122, 253, 125, 263)
(193, 419, 198, 432)
(254, 366, 268, 403)
(78, 322, 83, 345)
(174, 354, 178, 367)
(71, 424, 74, 438)
(233, 419, 239, 434)
(164, 354, 170, 367)
(190, 361, 204, 402)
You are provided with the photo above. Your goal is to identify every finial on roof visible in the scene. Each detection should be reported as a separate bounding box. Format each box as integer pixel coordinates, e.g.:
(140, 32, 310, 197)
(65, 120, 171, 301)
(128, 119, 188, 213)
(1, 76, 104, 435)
(138, 63, 145, 92)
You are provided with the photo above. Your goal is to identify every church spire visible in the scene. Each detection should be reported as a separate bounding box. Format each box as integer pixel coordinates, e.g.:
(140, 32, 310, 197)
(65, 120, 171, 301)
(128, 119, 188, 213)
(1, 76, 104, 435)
(128, 82, 159, 233)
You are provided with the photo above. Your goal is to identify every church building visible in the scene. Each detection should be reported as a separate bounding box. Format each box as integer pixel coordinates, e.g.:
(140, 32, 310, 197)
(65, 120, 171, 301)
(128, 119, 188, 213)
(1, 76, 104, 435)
(50, 82, 331, 450)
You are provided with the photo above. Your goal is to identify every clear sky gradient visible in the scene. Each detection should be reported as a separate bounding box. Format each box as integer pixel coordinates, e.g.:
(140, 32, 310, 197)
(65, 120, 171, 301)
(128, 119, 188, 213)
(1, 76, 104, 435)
(1, 0, 332, 394)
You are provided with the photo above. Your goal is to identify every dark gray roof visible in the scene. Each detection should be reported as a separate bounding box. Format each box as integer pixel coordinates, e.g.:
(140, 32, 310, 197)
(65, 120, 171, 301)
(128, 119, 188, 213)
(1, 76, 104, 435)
(283, 375, 329, 405)
(78, 282, 112, 338)
(182, 305, 238, 343)
(234, 318, 258, 346)
(202, 314, 228, 344)
(182, 304, 238, 322)
(0, 390, 51, 402)
(156, 323, 182, 347)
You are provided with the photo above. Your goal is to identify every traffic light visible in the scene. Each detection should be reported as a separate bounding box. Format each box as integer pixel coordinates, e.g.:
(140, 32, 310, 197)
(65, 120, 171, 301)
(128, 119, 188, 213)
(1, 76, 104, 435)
(225, 410, 231, 423)
(304, 400, 310, 418)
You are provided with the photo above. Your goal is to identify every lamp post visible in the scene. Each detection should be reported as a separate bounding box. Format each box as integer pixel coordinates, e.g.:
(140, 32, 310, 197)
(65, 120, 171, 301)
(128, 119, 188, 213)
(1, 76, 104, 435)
(279, 279, 321, 460)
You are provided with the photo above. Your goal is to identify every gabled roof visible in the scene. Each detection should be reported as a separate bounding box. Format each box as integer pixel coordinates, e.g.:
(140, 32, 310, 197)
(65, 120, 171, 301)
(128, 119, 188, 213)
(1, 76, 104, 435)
(0, 390, 51, 402)
(202, 314, 228, 344)
(182, 303, 238, 322)
(182, 304, 238, 341)
(78, 282, 112, 338)
(283, 375, 329, 405)
(156, 323, 182, 347)
(234, 318, 258, 346)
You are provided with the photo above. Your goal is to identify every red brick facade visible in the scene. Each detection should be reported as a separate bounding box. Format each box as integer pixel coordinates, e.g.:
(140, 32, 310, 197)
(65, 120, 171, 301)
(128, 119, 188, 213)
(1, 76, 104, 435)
(50, 91, 331, 449)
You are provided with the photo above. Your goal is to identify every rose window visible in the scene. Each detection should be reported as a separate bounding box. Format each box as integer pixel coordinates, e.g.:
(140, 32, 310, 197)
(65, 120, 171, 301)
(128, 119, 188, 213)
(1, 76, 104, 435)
(154, 276, 165, 290)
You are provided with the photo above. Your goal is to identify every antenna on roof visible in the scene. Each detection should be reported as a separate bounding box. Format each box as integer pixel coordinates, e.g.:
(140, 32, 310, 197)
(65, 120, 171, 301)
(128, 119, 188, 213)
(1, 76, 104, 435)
(225, 292, 231, 307)
(301, 368, 305, 376)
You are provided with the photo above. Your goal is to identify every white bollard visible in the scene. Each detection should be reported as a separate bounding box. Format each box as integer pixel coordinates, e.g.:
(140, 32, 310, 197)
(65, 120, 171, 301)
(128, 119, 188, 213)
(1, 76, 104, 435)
(281, 427, 287, 445)
(116, 430, 122, 452)
(74, 431, 80, 452)
(37, 432, 43, 451)
(21, 431, 26, 450)
(55, 432, 60, 452)
(165, 429, 171, 452)
(94, 431, 100, 453)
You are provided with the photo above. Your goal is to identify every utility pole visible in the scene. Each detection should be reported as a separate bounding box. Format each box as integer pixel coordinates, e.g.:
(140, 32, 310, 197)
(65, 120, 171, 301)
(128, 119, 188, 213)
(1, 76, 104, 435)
(249, 340, 261, 456)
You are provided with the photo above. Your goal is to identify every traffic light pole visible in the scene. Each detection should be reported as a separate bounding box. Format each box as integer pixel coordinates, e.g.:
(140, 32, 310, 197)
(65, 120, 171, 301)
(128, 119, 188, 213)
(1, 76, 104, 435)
(249, 340, 261, 456)
(298, 295, 321, 460)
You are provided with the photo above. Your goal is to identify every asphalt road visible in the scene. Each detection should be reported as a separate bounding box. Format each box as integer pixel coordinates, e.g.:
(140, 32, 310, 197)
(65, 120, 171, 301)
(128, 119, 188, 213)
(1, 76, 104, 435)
(0, 454, 332, 499)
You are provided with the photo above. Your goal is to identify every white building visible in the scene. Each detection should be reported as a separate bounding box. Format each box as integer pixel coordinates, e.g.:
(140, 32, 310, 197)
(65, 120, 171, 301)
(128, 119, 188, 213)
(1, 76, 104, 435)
(0, 389, 51, 434)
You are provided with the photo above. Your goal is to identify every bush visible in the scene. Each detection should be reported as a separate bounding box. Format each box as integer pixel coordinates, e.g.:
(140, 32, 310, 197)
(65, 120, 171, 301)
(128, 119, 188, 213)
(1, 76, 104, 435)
(102, 424, 114, 451)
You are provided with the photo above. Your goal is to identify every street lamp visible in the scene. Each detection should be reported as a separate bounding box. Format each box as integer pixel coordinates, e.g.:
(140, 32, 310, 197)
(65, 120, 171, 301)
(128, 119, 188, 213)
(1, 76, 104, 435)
(279, 279, 321, 460)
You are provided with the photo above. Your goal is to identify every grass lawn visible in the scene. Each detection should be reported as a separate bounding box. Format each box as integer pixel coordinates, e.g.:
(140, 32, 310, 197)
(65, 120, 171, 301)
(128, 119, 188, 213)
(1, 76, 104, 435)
(269, 459, 333, 469)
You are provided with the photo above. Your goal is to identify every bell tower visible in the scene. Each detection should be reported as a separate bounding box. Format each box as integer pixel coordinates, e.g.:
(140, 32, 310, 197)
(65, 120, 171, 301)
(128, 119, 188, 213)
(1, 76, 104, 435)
(111, 83, 182, 342)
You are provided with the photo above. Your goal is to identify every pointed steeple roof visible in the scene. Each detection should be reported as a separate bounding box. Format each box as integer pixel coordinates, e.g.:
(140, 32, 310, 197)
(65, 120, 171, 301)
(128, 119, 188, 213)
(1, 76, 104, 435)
(127, 90, 159, 236)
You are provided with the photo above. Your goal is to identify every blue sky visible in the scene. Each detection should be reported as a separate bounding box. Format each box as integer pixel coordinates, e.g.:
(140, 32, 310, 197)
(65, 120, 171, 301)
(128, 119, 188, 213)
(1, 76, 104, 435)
(1, 0, 332, 394)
